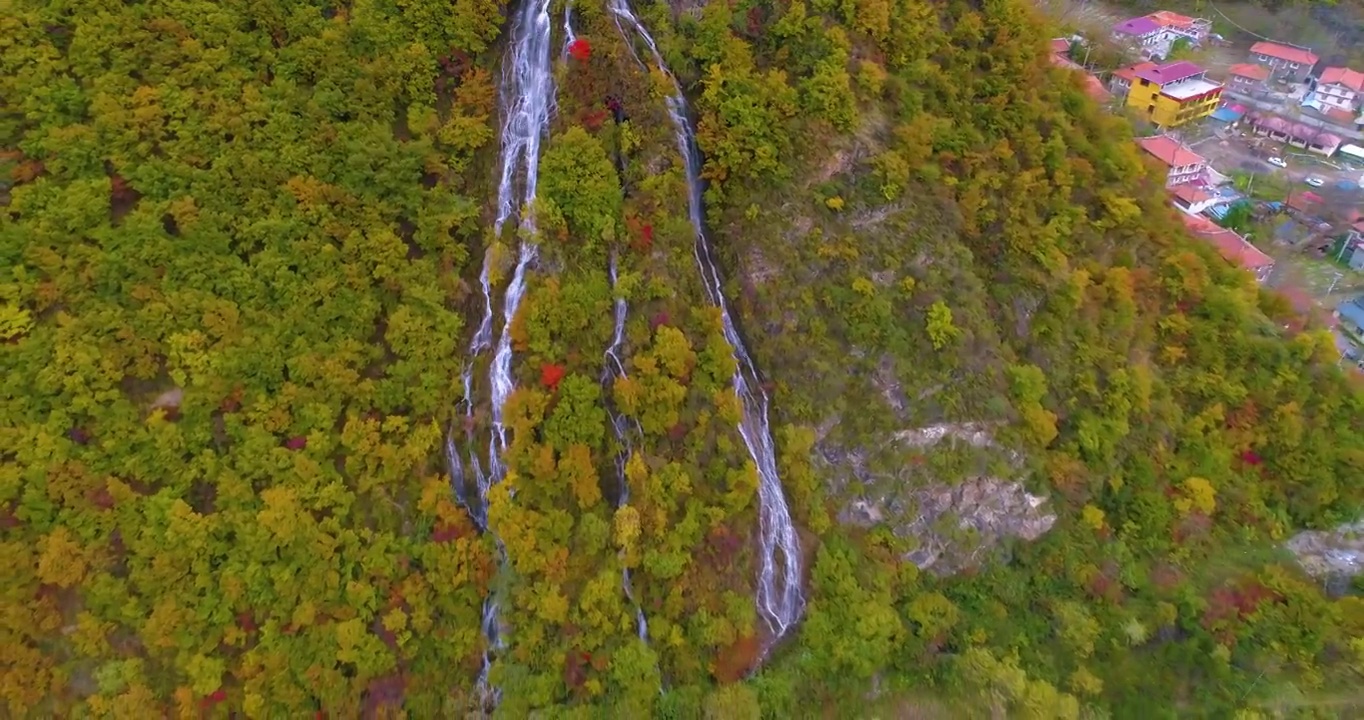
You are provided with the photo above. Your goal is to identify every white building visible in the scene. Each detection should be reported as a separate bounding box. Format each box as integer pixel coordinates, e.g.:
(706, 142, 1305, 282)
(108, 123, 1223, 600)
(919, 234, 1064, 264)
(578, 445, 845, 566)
(1310, 67, 1364, 113)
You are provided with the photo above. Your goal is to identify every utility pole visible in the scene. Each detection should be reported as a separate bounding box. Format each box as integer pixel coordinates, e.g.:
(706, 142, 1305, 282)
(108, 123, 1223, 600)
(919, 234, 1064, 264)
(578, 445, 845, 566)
(1326, 271, 1343, 296)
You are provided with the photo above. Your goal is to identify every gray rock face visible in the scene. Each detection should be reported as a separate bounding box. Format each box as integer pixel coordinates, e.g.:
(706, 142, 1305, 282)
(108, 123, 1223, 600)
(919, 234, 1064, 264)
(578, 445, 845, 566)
(828, 423, 1056, 576)
(1286, 521, 1364, 579)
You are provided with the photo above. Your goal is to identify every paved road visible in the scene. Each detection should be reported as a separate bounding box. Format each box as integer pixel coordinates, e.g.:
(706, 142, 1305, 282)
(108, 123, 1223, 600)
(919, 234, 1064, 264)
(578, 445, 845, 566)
(1191, 132, 1364, 188)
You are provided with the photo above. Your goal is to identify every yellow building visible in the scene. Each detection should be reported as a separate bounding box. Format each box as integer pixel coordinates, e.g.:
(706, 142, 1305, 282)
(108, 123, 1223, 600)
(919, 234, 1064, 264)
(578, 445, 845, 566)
(1122, 60, 1223, 128)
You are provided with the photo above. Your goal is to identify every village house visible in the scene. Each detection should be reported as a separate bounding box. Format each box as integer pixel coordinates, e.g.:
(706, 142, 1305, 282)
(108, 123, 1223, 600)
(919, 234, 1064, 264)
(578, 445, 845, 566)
(1226, 63, 1272, 94)
(1049, 38, 1113, 103)
(1246, 113, 1344, 156)
(1337, 295, 1364, 335)
(1124, 60, 1224, 128)
(1111, 17, 1163, 59)
(1136, 135, 1208, 187)
(1111, 11, 1211, 61)
(1248, 41, 1319, 83)
(1307, 67, 1364, 114)
(1109, 61, 1157, 100)
(1170, 184, 1221, 215)
(1181, 214, 1276, 282)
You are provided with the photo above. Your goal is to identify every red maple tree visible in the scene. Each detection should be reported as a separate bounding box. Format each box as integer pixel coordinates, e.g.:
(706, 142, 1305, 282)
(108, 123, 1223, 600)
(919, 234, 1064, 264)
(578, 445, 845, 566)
(567, 38, 591, 62)
(541, 363, 566, 390)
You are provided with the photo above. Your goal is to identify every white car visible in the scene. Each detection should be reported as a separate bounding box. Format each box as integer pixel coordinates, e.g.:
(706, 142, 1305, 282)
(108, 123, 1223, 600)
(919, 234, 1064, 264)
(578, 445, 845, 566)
(1304, 176, 1324, 187)
(1267, 157, 1288, 168)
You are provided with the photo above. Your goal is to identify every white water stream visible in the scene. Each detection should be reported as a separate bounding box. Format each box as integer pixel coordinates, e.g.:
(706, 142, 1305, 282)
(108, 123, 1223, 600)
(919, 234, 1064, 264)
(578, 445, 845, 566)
(601, 254, 651, 641)
(444, 0, 555, 709)
(606, 2, 805, 640)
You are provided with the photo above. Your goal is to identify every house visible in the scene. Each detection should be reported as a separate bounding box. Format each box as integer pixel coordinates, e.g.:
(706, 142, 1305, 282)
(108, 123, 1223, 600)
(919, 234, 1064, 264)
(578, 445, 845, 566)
(1112, 17, 1164, 59)
(1170, 184, 1220, 215)
(1146, 11, 1212, 43)
(1246, 113, 1343, 156)
(1209, 103, 1249, 124)
(1349, 244, 1364, 271)
(1287, 190, 1324, 214)
(1124, 61, 1224, 128)
(1137, 135, 1208, 186)
(1110, 61, 1158, 99)
(1307, 67, 1364, 113)
(1181, 214, 1276, 282)
(1111, 12, 1212, 60)
(1049, 39, 1114, 103)
(1248, 41, 1319, 83)
(1337, 296, 1364, 335)
(1227, 64, 1272, 94)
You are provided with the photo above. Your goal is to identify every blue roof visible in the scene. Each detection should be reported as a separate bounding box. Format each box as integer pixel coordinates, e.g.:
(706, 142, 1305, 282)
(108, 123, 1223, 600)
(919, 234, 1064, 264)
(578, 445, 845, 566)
(1210, 106, 1245, 122)
(1338, 297, 1364, 327)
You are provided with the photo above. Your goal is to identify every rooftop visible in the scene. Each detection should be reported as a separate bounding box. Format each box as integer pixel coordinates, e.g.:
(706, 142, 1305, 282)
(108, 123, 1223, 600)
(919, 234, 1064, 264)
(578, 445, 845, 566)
(1319, 66, 1364, 92)
(1162, 77, 1223, 100)
(1248, 113, 1343, 147)
(1050, 38, 1071, 55)
(1135, 61, 1206, 86)
(1181, 214, 1275, 271)
(1228, 63, 1271, 81)
(1147, 10, 1199, 28)
(1137, 135, 1206, 167)
(1048, 54, 1113, 102)
(1250, 41, 1319, 66)
(1114, 61, 1159, 83)
(1210, 104, 1248, 123)
(1172, 185, 1212, 204)
(1113, 16, 1162, 36)
(1338, 297, 1364, 328)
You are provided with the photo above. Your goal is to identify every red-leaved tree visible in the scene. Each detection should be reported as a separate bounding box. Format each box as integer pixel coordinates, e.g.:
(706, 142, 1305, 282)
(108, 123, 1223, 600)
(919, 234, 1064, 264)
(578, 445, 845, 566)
(568, 38, 591, 62)
(541, 363, 566, 390)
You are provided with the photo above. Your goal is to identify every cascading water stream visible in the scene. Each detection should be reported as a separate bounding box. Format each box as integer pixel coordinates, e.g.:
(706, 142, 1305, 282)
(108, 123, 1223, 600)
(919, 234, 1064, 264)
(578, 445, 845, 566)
(606, 1, 805, 642)
(601, 254, 650, 641)
(561, 1, 576, 59)
(443, 0, 555, 709)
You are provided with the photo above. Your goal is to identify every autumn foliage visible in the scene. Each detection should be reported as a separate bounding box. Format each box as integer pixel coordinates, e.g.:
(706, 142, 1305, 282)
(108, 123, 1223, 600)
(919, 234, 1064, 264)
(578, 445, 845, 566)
(567, 37, 591, 62)
(540, 362, 566, 390)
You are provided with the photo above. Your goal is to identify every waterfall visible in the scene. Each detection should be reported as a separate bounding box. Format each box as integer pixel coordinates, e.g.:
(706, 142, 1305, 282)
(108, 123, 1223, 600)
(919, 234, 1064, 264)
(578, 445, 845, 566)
(562, 1, 577, 59)
(443, 0, 555, 709)
(606, 2, 805, 641)
(601, 254, 651, 641)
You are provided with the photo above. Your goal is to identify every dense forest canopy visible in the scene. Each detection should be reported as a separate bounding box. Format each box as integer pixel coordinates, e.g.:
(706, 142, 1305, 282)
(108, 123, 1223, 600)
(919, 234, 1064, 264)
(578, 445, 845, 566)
(3, 0, 1364, 717)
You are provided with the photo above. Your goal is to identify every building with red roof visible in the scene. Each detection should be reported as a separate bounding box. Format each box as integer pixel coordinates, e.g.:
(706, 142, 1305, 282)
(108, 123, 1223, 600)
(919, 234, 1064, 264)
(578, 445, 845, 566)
(1170, 184, 1219, 215)
(1112, 12, 1211, 61)
(1249, 41, 1319, 82)
(1246, 112, 1343, 156)
(1309, 67, 1364, 115)
(1227, 63, 1272, 94)
(1136, 135, 1208, 186)
(1180, 214, 1275, 282)
(1048, 40, 1113, 103)
(1110, 61, 1158, 99)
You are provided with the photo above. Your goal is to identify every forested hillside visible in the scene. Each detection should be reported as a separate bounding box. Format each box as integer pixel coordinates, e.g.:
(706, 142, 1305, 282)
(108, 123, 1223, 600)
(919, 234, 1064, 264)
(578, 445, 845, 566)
(3, 0, 1363, 718)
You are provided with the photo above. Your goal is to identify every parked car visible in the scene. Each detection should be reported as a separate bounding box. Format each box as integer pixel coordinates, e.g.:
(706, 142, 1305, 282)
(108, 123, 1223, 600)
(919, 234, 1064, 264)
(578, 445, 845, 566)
(1305, 176, 1325, 187)
(1268, 157, 1288, 168)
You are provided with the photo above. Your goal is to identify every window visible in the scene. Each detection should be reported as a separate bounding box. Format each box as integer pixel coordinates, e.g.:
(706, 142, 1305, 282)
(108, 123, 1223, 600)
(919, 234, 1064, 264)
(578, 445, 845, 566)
(1139, 78, 1150, 86)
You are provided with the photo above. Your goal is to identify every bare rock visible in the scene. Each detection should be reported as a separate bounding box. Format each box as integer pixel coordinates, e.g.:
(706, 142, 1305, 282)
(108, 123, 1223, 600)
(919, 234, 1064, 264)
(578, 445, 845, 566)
(1287, 521, 1364, 579)
(828, 422, 1054, 576)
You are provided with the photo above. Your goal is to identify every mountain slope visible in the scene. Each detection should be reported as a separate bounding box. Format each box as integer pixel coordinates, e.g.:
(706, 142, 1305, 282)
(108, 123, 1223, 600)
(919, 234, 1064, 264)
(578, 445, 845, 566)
(2, 0, 1363, 717)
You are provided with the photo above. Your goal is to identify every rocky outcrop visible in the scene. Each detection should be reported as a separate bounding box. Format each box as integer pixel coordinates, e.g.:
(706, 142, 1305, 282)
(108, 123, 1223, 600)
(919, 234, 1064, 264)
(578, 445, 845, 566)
(826, 422, 1056, 576)
(1287, 521, 1364, 588)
